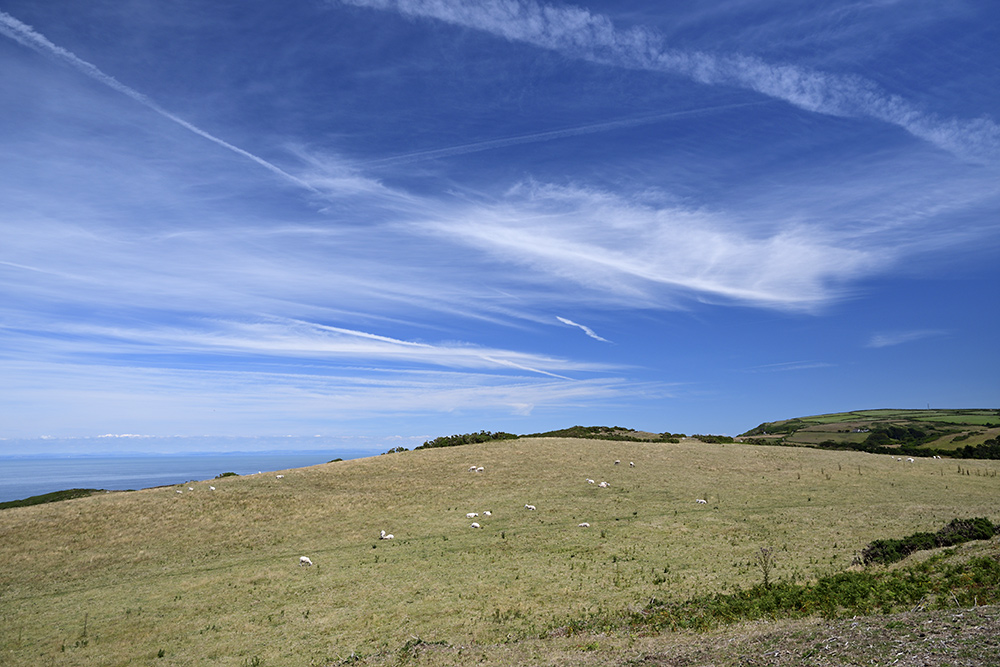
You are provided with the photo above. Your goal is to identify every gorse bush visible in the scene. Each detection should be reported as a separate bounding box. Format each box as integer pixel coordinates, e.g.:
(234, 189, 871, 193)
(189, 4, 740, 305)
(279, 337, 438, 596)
(862, 518, 997, 565)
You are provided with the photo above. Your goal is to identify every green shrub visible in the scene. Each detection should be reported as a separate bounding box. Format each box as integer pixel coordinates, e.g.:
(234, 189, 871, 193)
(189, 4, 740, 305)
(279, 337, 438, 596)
(861, 518, 997, 565)
(625, 552, 999, 634)
(415, 431, 518, 449)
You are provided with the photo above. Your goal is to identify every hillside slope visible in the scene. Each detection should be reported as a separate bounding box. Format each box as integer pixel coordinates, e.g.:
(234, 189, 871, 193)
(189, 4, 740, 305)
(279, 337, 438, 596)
(1, 437, 998, 666)
(740, 408, 1000, 453)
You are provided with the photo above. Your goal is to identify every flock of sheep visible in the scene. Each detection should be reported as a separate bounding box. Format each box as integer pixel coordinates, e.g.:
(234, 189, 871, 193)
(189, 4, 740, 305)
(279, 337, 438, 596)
(296, 456, 712, 567)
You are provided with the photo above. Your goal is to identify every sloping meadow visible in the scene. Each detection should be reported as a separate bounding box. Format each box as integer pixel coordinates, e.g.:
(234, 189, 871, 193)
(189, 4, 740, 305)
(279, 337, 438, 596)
(1, 438, 998, 666)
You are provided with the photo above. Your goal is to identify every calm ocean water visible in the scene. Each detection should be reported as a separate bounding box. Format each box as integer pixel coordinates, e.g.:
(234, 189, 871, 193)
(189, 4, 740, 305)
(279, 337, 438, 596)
(0, 451, 369, 503)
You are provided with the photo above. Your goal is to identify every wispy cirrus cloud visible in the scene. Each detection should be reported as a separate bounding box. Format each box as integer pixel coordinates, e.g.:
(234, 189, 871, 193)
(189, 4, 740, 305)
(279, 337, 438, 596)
(743, 360, 835, 373)
(867, 329, 946, 348)
(0, 314, 610, 376)
(338, 0, 1000, 163)
(418, 182, 882, 311)
(0, 359, 646, 438)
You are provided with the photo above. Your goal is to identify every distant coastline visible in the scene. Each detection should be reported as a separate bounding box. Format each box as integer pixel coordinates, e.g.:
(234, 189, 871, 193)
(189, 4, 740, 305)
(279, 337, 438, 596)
(0, 450, 371, 504)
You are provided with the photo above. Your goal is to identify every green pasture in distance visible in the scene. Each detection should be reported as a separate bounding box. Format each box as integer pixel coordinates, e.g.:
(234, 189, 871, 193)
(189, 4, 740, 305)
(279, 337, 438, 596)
(1, 437, 998, 667)
(913, 414, 999, 426)
(740, 409, 1000, 452)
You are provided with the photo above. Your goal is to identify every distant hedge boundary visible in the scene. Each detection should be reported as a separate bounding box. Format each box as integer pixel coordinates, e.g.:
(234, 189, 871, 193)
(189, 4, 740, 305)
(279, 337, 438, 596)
(861, 517, 997, 566)
(523, 425, 686, 442)
(414, 431, 519, 450)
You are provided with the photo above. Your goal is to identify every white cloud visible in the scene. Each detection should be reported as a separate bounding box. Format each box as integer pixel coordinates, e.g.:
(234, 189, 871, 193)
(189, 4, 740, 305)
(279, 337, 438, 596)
(417, 182, 882, 311)
(867, 329, 946, 348)
(0, 359, 651, 437)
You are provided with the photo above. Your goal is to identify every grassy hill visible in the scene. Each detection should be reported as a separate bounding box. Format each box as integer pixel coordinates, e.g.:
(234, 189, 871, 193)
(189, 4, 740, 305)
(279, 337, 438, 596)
(1, 437, 998, 666)
(739, 408, 1000, 453)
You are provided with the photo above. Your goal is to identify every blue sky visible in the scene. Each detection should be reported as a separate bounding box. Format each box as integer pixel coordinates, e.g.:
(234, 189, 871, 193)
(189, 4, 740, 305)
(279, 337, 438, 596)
(1, 0, 998, 454)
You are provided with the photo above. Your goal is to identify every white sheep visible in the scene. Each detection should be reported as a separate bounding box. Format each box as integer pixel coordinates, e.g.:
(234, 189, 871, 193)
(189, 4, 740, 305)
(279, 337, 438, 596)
(469, 465, 478, 472)
(209, 486, 215, 491)
(695, 498, 708, 504)
(276, 474, 284, 479)
(524, 504, 536, 510)
(483, 511, 492, 516)
(614, 460, 620, 465)
(476, 466, 485, 473)
(578, 522, 590, 528)
(299, 556, 313, 566)
(188, 487, 194, 491)
(629, 461, 635, 468)
(379, 530, 394, 540)
(586, 478, 595, 484)
(907, 457, 914, 463)
(466, 512, 479, 518)
(598, 481, 609, 488)
(175, 489, 183, 494)
(470, 522, 481, 529)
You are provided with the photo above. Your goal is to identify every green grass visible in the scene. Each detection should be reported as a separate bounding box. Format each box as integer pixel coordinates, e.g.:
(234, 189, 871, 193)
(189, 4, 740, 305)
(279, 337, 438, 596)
(1, 438, 998, 666)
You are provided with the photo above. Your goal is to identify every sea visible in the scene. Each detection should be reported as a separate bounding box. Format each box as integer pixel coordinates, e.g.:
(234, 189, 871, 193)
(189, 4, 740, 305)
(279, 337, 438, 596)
(0, 450, 371, 503)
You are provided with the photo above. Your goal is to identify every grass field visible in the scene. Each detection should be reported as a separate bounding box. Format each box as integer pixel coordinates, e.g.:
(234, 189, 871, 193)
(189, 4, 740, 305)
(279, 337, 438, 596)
(741, 408, 1000, 450)
(1, 438, 998, 666)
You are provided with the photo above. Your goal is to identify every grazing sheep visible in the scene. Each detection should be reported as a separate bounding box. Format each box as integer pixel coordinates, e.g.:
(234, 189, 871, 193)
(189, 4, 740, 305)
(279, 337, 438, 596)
(598, 481, 610, 488)
(476, 466, 485, 473)
(695, 498, 708, 504)
(299, 556, 313, 566)
(469, 465, 478, 472)
(578, 522, 590, 528)
(276, 474, 284, 479)
(470, 522, 481, 529)
(907, 457, 914, 463)
(466, 512, 479, 518)
(629, 461, 635, 467)
(586, 478, 595, 484)
(188, 487, 194, 491)
(175, 489, 183, 494)
(614, 460, 620, 465)
(483, 511, 492, 516)
(209, 486, 215, 491)
(524, 504, 536, 510)
(379, 530, 394, 540)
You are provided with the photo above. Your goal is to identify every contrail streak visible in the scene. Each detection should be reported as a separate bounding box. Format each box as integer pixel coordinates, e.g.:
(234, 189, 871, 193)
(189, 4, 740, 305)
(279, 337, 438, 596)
(360, 102, 763, 167)
(0, 11, 320, 193)
(556, 316, 610, 343)
(340, 0, 1000, 164)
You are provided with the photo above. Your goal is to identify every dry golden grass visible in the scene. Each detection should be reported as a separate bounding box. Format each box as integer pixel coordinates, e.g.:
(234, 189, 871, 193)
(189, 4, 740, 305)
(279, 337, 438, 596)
(1, 438, 998, 666)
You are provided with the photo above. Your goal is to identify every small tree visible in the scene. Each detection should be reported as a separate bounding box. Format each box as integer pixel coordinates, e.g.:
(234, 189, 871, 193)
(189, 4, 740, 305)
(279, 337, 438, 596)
(754, 546, 776, 589)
